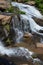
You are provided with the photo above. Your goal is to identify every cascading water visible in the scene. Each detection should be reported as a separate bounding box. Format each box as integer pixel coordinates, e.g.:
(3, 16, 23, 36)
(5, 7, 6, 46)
(33, 58, 43, 65)
(0, 41, 34, 63)
(10, 15, 24, 43)
(0, 41, 43, 64)
(12, 2, 43, 43)
(0, 2, 43, 64)
(12, 2, 43, 19)
(14, 28, 23, 43)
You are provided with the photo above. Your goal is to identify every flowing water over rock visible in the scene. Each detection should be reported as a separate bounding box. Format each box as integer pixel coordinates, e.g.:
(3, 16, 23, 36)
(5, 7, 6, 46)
(0, 41, 43, 65)
(11, 2, 43, 43)
(0, 41, 34, 63)
(0, 2, 43, 65)
(33, 58, 43, 65)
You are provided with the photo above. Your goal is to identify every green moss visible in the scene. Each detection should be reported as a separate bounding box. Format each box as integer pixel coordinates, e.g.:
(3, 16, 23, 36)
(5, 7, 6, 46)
(18, 10, 26, 14)
(35, 0, 43, 14)
(23, 0, 29, 2)
(12, 0, 29, 2)
(4, 24, 10, 32)
(5, 4, 25, 14)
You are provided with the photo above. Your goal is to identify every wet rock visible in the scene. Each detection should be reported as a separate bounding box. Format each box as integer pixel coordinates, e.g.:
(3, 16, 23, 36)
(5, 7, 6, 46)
(23, 32, 34, 45)
(33, 17, 43, 26)
(23, 32, 33, 38)
(31, 53, 38, 58)
(34, 58, 43, 65)
(0, 26, 5, 40)
(37, 54, 43, 61)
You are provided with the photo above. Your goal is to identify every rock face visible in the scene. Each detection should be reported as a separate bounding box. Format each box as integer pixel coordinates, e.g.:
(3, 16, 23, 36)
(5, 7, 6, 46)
(33, 17, 43, 26)
(37, 54, 43, 61)
(0, 14, 11, 25)
(0, 0, 10, 9)
(0, 14, 11, 42)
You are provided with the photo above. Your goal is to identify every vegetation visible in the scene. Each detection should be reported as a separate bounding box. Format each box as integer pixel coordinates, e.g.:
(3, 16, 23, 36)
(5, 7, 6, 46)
(35, 0, 43, 13)
(5, 0, 43, 14)
(12, 0, 43, 14)
(23, 0, 29, 2)
(12, 0, 29, 2)
(5, 5, 15, 13)
(5, 5, 25, 14)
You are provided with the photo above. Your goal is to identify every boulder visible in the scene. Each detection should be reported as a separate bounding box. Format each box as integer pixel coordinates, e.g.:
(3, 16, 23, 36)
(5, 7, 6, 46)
(23, 32, 33, 38)
(33, 17, 43, 26)
(0, 0, 10, 9)
(0, 14, 11, 25)
(23, 32, 34, 45)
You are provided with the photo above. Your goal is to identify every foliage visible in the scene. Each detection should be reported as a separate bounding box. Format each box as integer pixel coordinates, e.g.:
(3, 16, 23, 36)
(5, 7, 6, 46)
(18, 10, 26, 14)
(35, 0, 43, 13)
(4, 24, 10, 32)
(23, 0, 29, 2)
(5, 4, 25, 14)
(5, 5, 15, 13)
(12, 0, 29, 2)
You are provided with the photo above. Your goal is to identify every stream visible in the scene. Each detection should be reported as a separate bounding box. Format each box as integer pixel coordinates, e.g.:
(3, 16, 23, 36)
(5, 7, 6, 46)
(0, 41, 43, 65)
(11, 2, 43, 43)
(0, 2, 43, 65)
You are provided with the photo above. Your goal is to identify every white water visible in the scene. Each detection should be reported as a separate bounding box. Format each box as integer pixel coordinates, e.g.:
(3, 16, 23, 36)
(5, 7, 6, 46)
(11, 16, 24, 43)
(12, 2, 43, 36)
(14, 28, 23, 43)
(0, 41, 33, 60)
(12, 2, 43, 19)
(33, 58, 43, 65)
(20, 15, 43, 36)
(0, 2, 43, 63)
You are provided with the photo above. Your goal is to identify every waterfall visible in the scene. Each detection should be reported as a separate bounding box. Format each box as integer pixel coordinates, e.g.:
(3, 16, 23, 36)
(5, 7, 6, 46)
(0, 41, 43, 64)
(11, 15, 24, 43)
(12, 2, 43, 19)
(14, 28, 23, 43)
(0, 41, 34, 62)
(11, 2, 43, 43)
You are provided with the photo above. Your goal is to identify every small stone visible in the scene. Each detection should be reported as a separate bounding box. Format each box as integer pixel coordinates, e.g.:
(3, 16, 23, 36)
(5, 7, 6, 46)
(23, 32, 33, 38)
